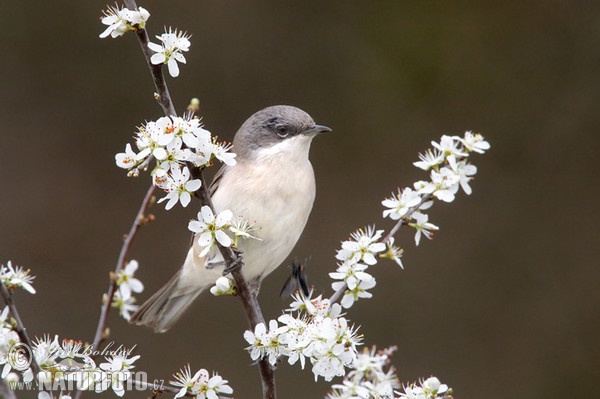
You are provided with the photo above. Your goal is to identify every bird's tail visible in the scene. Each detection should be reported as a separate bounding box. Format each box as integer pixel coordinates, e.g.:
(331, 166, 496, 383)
(129, 270, 204, 333)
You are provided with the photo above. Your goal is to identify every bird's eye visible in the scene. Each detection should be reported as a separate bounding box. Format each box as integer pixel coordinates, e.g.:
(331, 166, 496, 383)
(275, 125, 289, 137)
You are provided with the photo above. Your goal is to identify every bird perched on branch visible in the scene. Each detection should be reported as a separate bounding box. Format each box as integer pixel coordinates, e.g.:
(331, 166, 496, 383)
(131, 105, 331, 332)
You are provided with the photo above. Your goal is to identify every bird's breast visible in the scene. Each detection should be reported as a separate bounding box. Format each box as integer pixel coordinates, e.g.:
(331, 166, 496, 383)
(211, 159, 316, 282)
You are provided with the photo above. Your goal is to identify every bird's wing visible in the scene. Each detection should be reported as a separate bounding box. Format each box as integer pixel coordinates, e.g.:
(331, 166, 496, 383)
(208, 164, 229, 197)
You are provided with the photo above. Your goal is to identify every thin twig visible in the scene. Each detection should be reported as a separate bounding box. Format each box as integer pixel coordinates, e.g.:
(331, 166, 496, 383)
(90, 184, 156, 353)
(0, 283, 41, 375)
(124, 0, 177, 116)
(329, 193, 433, 305)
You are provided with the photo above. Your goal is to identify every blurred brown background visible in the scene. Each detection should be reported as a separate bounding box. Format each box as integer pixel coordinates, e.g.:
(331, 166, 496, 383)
(2, 1, 599, 398)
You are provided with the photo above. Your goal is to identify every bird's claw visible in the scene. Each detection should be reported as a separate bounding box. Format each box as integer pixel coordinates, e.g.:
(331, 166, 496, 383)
(223, 249, 244, 275)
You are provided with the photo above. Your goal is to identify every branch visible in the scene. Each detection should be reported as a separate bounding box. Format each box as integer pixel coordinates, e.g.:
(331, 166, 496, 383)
(329, 193, 433, 305)
(0, 283, 41, 375)
(193, 168, 276, 399)
(124, 0, 177, 116)
(90, 184, 156, 354)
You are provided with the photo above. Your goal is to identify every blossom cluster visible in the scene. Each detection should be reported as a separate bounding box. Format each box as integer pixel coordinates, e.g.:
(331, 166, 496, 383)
(330, 226, 389, 308)
(326, 346, 400, 399)
(100, 5, 191, 78)
(330, 132, 489, 309)
(0, 326, 139, 397)
(170, 364, 233, 399)
(99, 4, 150, 39)
(115, 116, 236, 210)
(110, 260, 144, 321)
(383, 132, 490, 245)
(396, 376, 450, 399)
(243, 291, 362, 381)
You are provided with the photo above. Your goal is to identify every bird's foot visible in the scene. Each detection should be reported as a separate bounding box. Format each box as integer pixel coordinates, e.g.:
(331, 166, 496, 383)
(223, 249, 244, 275)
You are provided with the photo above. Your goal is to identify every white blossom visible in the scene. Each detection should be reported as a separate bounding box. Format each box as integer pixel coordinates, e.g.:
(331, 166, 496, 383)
(211, 142, 237, 166)
(336, 226, 386, 266)
(396, 376, 449, 399)
(382, 188, 422, 220)
(413, 148, 445, 171)
(410, 212, 439, 246)
(380, 237, 404, 269)
(99, 5, 150, 39)
(330, 262, 374, 292)
(117, 115, 236, 210)
(229, 217, 261, 244)
(0, 328, 21, 378)
(99, 354, 140, 397)
(244, 311, 361, 382)
(149, 28, 191, 78)
(447, 155, 478, 195)
(111, 291, 138, 321)
(332, 278, 377, 309)
(188, 206, 233, 257)
(0, 261, 36, 294)
(460, 131, 490, 154)
(429, 167, 460, 203)
(156, 165, 202, 210)
(327, 346, 399, 399)
(115, 260, 144, 299)
(243, 320, 282, 365)
(171, 365, 233, 399)
(287, 291, 341, 318)
(209, 277, 236, 296)
(115, 143, 144, 170)
(431, 135, 467, 158)
(32, 335, 61, 369)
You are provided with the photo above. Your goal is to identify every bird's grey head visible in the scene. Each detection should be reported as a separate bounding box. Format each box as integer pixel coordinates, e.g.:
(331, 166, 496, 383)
(233, 105, 331, 160)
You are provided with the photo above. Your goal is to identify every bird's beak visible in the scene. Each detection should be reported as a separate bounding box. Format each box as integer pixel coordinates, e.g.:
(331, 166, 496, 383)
(301, 124, 332, 136)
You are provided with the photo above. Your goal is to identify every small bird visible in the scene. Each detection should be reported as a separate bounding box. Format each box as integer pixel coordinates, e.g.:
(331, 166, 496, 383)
(131, 105, 331, 333)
